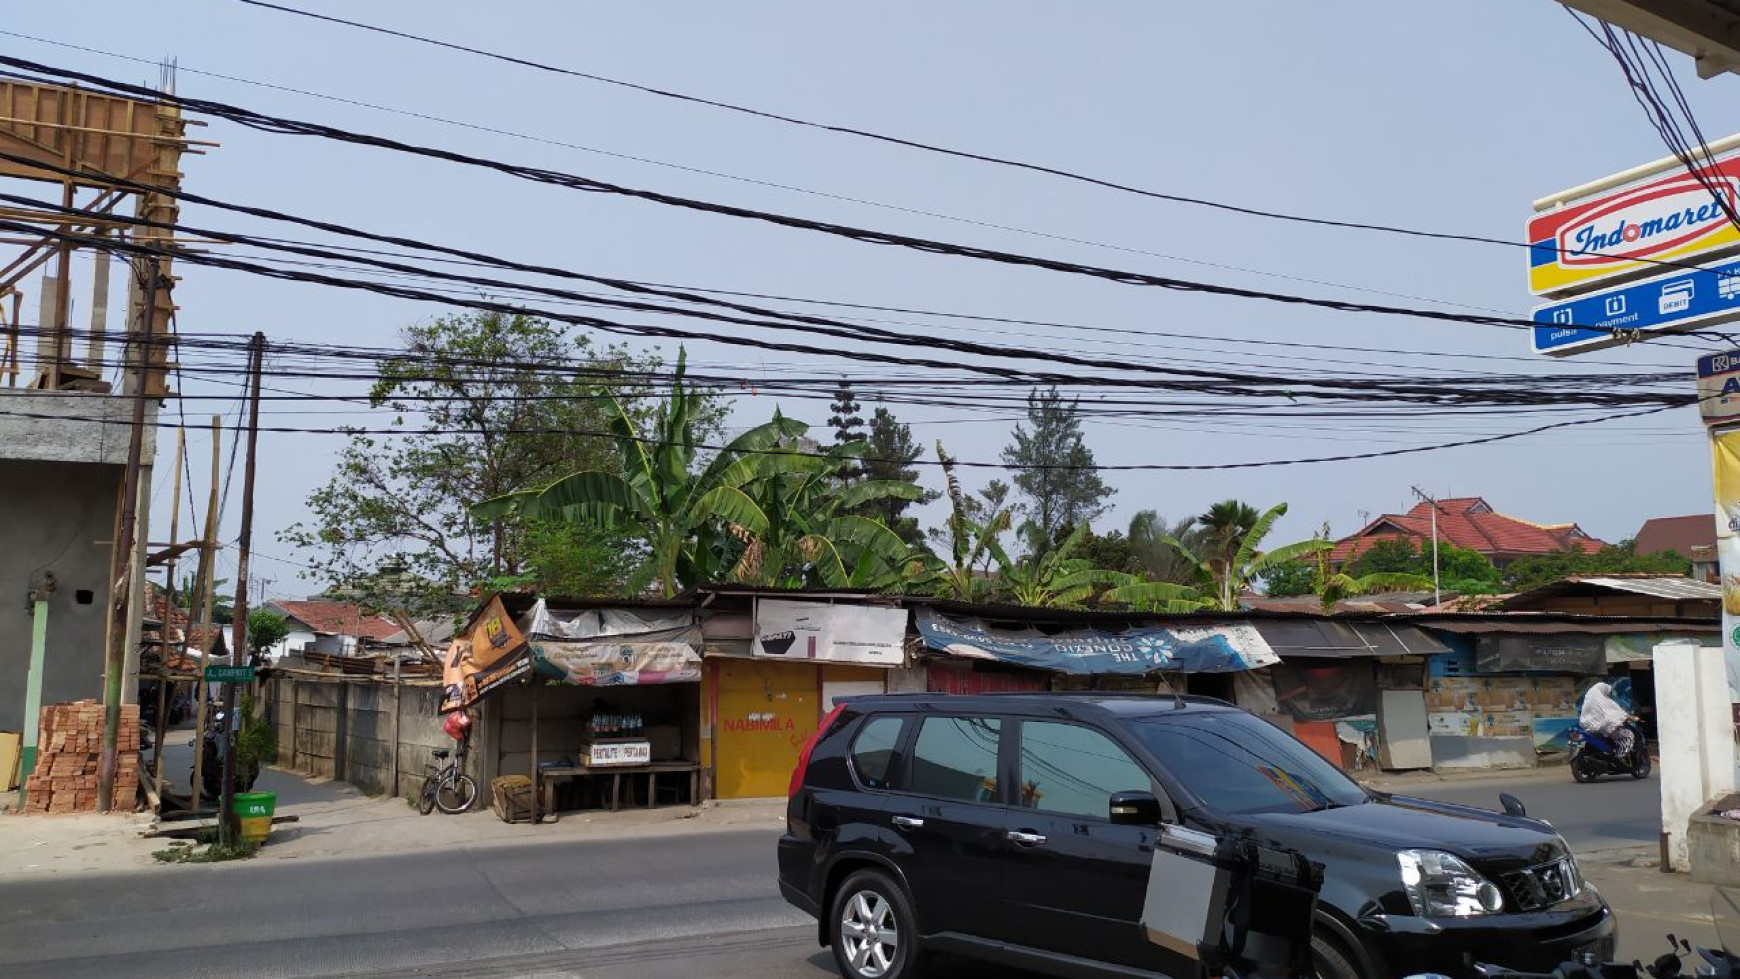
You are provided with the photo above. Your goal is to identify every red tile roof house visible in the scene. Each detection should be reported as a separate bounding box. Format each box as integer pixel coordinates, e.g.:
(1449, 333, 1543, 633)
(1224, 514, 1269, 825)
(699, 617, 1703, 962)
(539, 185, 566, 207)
(1635, 514, 1718, 583)
(1328, 497, 1605, 570)
(263, 599, 402, 660)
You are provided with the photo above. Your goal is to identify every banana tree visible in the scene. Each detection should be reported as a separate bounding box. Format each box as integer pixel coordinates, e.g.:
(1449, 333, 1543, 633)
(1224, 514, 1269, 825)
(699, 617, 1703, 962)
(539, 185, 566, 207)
(470, 351, 805, 597)
(917, 441, 1014, 601)
(1137, 501, 1331, 612)
(998, 524, 1129, 609)
(729, 440, 929, 589)
(1305, 523, 1433, 611)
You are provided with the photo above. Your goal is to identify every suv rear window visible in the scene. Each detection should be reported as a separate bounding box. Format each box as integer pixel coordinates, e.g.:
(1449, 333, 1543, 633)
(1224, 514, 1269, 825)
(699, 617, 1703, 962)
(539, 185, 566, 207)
(908, 716, 1001, 803)
(850, 715, 905, 789)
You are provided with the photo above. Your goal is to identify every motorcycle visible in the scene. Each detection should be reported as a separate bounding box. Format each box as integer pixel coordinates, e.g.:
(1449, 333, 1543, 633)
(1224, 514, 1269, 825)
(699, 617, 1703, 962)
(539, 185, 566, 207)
(191, 708, 260, 801)
(1568, 718, 1651, 783)
(1438, 885, 1740, 979)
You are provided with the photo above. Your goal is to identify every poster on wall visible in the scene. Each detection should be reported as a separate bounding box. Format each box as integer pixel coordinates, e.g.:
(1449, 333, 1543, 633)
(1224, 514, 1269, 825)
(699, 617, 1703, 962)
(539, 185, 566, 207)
(1473, 634, 1605, 675)
(1270, 662, 1376, 722)
(440, 595, 531, 713)
(1716, 427, 1740, 678)
(753, 600, 907, 667)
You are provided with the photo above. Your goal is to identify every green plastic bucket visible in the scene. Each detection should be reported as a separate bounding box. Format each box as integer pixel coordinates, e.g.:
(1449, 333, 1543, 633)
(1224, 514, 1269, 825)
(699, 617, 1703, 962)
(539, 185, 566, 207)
(232, 791, 276, 844)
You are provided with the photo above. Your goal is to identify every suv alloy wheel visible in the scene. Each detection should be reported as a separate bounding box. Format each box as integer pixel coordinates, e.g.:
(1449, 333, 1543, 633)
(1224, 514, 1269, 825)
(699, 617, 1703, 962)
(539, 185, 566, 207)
(830, 869, 923, 979)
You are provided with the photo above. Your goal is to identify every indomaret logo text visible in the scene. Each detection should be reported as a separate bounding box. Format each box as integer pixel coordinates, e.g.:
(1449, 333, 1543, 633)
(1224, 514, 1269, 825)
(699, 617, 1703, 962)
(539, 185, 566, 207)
(1560, 178, 1738, 267)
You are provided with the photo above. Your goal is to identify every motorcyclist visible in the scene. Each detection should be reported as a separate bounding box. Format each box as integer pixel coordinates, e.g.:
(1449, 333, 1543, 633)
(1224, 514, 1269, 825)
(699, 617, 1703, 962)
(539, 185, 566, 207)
(1580, 681, 1637, 757)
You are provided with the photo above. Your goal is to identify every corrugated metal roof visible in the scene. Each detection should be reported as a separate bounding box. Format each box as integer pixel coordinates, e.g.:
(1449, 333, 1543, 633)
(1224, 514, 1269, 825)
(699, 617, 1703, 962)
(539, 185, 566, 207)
(1574, 576, 1721, 600)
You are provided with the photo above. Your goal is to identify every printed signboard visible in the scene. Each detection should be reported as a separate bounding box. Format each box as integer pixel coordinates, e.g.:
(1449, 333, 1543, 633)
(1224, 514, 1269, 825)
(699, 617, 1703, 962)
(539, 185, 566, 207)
(913, 608, 1279, 675)
(1530, 151, 1740, 297)
(440, 595, 531, 713)
(1699, 349, 1740, 425)
(753, 600, 907, 667)
(1533, 257, 1740, 355)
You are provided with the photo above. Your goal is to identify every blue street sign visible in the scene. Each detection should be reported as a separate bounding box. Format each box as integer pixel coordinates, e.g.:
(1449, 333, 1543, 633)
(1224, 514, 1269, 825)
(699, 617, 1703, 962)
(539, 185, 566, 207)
(1532, 254, 1740, 356)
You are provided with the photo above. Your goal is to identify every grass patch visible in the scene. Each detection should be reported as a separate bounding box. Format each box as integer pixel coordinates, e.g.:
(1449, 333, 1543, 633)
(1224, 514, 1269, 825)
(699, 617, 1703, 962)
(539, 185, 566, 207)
(152, 829, 260, 864)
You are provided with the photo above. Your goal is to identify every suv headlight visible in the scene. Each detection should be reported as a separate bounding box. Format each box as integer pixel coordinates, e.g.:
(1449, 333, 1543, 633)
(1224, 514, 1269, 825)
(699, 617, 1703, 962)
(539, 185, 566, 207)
(1398, 850, 1505, 917)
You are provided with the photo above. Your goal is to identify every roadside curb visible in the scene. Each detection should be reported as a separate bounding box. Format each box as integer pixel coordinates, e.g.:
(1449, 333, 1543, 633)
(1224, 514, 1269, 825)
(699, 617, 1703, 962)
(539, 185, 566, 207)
(1576, 844, 1658, 866)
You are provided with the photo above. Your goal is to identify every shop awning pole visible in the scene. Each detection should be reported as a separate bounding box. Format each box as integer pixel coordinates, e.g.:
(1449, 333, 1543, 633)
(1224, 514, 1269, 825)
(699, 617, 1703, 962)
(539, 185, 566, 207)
(529, 681, 539, 825)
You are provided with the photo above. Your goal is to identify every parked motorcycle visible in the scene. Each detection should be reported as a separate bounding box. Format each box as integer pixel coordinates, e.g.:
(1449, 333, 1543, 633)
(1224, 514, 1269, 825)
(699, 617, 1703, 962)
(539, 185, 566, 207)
(1567, 719, 1651, 783)
(192, 709, 260, 801)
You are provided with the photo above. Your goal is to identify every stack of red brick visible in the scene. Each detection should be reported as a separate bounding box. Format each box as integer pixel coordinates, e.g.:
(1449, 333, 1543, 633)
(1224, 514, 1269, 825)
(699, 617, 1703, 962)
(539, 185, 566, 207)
(23, 701, 139, 814)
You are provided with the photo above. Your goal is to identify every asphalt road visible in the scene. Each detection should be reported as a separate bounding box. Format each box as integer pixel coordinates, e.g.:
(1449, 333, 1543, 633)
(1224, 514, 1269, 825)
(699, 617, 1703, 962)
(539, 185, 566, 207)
(0, 771, 1667, 979)
(1383, 768, 1662, 854)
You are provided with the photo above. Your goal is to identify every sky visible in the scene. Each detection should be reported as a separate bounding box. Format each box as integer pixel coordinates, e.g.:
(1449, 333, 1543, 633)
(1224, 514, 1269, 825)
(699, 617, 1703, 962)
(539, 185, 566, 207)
(6, 1, 1735, 600)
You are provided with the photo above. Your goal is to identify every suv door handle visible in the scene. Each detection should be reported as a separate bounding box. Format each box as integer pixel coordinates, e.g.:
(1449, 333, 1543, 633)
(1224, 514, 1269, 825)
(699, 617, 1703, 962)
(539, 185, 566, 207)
(1006, 830, 1048, 846)
(892, 816, 924, 830)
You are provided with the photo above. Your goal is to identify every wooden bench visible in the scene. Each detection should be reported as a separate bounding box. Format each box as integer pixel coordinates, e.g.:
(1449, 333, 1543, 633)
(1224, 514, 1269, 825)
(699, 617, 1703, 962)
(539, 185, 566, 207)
(537, 761, 701, 814)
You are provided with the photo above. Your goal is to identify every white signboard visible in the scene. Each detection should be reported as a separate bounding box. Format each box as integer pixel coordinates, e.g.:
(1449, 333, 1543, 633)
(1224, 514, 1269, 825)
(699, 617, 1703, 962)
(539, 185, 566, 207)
(753, 600, 907, 667)
(585, 740, 651, 767)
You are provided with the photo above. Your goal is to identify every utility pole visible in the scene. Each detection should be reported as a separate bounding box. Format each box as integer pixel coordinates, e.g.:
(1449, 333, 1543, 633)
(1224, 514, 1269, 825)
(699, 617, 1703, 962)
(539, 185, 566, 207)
(219, 333, 263, 845)
(1410, 485, 1442, 606)
(153, 426, 184, 801)
(97, 262, 159, 813)
(189, 415, 221, 811)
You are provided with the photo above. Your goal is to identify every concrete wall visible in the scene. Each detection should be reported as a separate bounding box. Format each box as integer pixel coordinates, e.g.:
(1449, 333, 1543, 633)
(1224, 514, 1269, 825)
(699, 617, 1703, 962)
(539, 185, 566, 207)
(0, 459, 122, 732)
(1657, 640, 1738, 871)
(265, 676, 455, 801)
(0, 391, 155, 465)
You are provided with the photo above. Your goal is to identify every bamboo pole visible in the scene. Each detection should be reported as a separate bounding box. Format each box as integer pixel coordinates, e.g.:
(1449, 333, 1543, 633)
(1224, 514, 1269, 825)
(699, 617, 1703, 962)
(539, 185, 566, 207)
(188, 415, 221, 810)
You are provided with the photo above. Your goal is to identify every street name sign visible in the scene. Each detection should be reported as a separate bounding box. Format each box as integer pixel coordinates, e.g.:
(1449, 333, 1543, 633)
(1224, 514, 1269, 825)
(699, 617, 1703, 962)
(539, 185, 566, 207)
(204, 664, 256, 683)
(1533, 255, 1740, 356)
(1529, 143, 1740, 297)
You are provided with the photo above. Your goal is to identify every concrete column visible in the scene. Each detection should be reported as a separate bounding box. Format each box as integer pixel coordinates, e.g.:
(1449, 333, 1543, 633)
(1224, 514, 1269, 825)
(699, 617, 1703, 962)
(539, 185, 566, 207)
(1657, 639, 1737, 871)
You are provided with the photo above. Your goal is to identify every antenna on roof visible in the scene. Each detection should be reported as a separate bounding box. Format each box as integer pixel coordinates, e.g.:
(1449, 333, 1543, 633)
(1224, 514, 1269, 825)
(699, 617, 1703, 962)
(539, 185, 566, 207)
(1159, 671, 1186, 709)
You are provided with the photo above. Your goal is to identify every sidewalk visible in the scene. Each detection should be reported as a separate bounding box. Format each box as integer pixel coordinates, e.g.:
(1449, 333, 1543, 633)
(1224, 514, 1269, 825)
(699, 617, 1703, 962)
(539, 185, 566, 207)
(0, 754, 787, 881)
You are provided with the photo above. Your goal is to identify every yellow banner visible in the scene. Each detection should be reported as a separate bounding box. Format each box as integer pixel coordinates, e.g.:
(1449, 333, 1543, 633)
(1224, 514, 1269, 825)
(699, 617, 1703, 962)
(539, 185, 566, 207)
(1714, 429, 1740, 619)
(440, 595, 531, 713)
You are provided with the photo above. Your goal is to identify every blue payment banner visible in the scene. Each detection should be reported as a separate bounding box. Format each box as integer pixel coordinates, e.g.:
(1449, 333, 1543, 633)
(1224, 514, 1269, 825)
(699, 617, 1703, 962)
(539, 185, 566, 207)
(1532, 254, 1740, 356)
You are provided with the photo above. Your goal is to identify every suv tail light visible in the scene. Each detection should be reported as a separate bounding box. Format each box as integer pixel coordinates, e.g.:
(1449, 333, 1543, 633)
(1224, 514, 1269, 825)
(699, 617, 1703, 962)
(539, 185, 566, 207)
(789, 704, 847, 799)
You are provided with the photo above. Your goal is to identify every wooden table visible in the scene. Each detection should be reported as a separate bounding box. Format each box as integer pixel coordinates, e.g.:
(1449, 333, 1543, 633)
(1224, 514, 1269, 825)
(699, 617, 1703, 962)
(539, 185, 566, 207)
(537, 761, 701, 814)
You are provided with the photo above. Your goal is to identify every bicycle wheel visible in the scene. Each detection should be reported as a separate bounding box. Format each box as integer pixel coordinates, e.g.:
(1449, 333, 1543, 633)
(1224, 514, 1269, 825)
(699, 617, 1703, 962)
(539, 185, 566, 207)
(417, 775, 438, 815)
(436, 773, 478, 814)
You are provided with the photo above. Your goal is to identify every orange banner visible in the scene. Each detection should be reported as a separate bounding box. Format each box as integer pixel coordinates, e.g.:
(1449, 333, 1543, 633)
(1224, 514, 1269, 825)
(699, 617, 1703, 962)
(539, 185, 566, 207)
(440, 595, 531, 713)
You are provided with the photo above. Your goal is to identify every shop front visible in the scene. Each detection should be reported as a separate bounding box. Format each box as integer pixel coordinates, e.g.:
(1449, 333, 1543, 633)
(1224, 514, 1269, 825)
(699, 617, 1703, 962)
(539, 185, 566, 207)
(708, 598, 907, 799)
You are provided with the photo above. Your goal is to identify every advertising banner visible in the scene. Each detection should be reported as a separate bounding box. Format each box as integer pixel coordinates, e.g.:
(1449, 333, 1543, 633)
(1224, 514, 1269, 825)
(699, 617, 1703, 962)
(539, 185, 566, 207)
(531, 628, 703, 687)
(1529, 151, 1740, 296)
(1715, 429, 1740, 669)
(753, 600, 907, 667)
(440, 595, 531, 713)
(914, 608, 1279, 675)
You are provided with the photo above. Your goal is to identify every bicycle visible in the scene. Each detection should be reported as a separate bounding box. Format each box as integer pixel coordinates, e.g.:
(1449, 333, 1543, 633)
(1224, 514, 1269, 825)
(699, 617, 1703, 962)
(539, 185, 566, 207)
(418, 738, 477, 815)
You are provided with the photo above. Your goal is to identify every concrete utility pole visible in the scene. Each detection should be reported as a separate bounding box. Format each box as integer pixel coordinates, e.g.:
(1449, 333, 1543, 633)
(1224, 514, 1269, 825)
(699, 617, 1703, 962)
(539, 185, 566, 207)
(218, 334, 263, 844)
(97, 263, 159, 813)
(189, 415, 221, 811)
(1410, 486, 1442, 606)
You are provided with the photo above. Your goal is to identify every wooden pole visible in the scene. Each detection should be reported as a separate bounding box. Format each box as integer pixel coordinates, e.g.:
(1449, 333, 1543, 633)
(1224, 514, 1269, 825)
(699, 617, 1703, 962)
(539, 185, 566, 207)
(189, 415, 221, 811)
(97, 262, 158, 813)
(530, 682, 539, 825)
(218, 333, 263, 845)
(389, 654, 402, 800)
(152, 427, 184, 803)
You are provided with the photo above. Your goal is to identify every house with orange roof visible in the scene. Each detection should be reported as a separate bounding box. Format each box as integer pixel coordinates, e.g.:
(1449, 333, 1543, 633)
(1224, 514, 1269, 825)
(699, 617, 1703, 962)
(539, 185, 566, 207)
(1329, 497, 1605, 570)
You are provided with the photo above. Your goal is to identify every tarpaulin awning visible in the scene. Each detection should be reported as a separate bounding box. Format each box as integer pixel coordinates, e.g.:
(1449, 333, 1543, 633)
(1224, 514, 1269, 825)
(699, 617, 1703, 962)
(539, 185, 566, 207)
(1252, 620, 1449, 660)
(530, 630, 703, 686)
(522, 599, 694, 640)
(914, 608, 1278, 675)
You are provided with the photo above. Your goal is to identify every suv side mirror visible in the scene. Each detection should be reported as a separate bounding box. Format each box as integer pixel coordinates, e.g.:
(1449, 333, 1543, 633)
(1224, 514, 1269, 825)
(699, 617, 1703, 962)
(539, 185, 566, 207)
(1499, 793, 1526, 818)
(1109, 790, 1163, 825)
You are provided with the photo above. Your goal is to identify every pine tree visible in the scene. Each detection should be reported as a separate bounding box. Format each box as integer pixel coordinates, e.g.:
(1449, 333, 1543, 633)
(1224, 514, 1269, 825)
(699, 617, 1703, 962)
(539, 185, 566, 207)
(827, 380, 866, 446)
(860, 406, 937, 546)
(1001, 386, 1114, 557)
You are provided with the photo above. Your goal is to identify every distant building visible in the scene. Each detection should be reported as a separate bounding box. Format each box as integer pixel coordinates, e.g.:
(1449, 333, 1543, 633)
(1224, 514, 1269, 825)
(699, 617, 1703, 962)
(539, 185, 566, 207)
(1329, 497, 1605, 570)
(264, 600, 402, 659)
(1634, 514, 1717, 583)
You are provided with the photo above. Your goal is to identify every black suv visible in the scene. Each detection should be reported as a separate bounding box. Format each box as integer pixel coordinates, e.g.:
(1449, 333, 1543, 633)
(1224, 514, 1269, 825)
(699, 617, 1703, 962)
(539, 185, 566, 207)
(778, 693, 1615, 979)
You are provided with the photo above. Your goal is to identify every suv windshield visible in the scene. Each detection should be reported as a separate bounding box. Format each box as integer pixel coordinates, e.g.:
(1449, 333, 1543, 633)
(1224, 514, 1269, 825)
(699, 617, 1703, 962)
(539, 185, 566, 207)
(1130, 710, 1368, 814)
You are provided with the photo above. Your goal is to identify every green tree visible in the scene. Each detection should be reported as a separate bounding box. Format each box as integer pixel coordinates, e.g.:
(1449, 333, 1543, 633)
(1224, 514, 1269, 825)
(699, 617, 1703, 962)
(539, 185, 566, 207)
(246, 609, 291, 656)
(282, 312, 706, 613)
(1502, 542, 1691, 592)
(728, 438, 927, 589)
(921, 441, 1014, 601)
(1260, 559, 1318, 598)
(471, 351, 807, 598)
(1002, 386, 1114, 557)
(857, 406, 937, 547)
(1348, 538, 1504, 596)
(1111, 502, 1327, 611)
(1128, 511, 1209, 585)
(1069, 525, 1140, 575)
(177, 574, 234, 624)
(827, 380, 866, 447)
(998, 524, 1129, 609)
